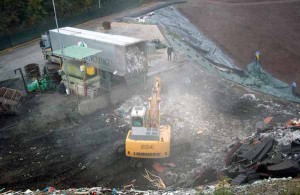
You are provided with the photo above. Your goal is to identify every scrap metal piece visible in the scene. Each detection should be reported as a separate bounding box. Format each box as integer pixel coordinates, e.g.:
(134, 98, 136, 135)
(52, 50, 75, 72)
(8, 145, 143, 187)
(256, 121, 266, 132)
(267, 159, 300, 177)
(281, 139, 300, 155)
(191, 168, 218, 187)
(281, 145, 292, 154)
(261, 156, 282, 165)
(142, 169, 166, 189)
(240, 142, 265, 161)
(14, 68, 28, 93)
(0, 87, 22, 114)
(253, 139, 274, 162)
(231, 174, 247, 185)
(238, 139, 274, 162)
(264, 117, 273, 125)
(225, 141, 242, 166)
(237, 144, 253, 154)
(152, 162, 165, 173)
(247, 172, 260, 183)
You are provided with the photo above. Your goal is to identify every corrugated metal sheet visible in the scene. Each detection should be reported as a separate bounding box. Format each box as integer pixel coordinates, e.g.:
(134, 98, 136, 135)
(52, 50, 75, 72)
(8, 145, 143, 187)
(239, 142, 265, 161)
(268, 159, 300, 172)
(261, 156, 282, 165)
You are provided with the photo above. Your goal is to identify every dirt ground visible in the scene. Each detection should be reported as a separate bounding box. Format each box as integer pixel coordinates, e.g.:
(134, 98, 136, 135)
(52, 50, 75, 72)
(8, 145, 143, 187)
(177, 0, 300, 92)
(1, 52, 299, 190)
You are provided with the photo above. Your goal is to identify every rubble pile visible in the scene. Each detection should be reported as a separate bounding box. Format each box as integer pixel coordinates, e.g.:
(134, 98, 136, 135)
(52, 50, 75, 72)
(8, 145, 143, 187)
(114, 95, 145, 121)
(162, 93, 208, 138)
(199, 177, 300, 195)
(0, 187, 196, 195)
(224, 118, 300, 185)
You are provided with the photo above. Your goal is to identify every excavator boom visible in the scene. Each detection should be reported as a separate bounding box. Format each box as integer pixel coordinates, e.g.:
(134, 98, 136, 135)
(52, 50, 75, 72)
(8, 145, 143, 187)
(146, 77, 161, 128)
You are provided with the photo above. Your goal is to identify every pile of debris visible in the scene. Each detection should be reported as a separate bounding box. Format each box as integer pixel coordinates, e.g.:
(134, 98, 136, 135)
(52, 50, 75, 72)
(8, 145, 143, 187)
(114, 95, 145, 120)
(224, 118, 300, 185)
(0, 187, 196, 195)
(125, 46, 148, 80)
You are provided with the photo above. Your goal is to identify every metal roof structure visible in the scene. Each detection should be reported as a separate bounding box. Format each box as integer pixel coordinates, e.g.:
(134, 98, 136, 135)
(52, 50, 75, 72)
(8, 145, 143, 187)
(52, 45, 101, 60)
(50, 27, 144, 46)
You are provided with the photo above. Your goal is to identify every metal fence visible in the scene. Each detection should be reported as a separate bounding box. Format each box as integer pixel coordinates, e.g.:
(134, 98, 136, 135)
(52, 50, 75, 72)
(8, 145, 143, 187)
(0, 0, 141, 51)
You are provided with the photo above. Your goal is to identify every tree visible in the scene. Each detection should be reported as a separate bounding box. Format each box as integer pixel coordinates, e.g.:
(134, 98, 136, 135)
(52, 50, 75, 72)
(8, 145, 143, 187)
(0, 0, 25, 31)
(0, 0, 118, 32)
(24, 0, 47, 26)
(53, 0, 94, 17)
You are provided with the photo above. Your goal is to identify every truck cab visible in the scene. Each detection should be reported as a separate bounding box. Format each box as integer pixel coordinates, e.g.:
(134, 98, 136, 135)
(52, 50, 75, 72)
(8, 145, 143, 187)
(40, 34, 51, 49)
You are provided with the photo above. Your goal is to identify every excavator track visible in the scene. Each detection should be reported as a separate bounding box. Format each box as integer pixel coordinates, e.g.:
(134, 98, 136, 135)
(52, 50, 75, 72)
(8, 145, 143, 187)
(113, 139, 191, 168)
(113, 140, 126, 155)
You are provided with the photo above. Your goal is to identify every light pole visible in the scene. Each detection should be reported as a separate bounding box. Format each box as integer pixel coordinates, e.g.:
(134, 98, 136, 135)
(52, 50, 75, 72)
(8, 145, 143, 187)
(52, 0, 70, 92)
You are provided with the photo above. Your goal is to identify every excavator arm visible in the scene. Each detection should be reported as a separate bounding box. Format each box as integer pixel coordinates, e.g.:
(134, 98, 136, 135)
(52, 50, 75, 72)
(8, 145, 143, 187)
(146, 77, 161, 128)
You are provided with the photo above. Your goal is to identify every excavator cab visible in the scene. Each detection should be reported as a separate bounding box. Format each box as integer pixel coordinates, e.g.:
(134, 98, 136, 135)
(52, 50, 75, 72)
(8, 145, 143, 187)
(131, 106, 146, 128)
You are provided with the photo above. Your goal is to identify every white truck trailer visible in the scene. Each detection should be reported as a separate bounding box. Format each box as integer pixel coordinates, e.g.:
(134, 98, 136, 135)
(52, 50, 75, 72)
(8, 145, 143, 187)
(40, 27, 148, 80)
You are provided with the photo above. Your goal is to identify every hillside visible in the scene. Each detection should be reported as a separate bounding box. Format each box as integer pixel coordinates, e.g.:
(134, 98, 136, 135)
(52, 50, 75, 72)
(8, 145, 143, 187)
(177, 0, 300, 92)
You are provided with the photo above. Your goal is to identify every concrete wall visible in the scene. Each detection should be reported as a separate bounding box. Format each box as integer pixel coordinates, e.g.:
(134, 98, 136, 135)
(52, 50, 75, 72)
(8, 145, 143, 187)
(78, 83, 131, 115)
(62, 75, 100, 96)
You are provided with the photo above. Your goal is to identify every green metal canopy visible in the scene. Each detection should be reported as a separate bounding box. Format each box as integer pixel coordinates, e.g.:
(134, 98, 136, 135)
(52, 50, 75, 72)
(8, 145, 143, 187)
(52, 45, 101, 60)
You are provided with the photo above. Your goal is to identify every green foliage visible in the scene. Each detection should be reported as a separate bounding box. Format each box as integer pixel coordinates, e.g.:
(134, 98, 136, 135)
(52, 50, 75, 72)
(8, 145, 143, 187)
(0, 0, 117, 32)
(54, 0, 95, 17)
(281, 185, 300, 195)
(0, 0, 24, 31)
(214, 188, 234, 195)
(25, 0, 47, 26)
(214, 177, 234, 195)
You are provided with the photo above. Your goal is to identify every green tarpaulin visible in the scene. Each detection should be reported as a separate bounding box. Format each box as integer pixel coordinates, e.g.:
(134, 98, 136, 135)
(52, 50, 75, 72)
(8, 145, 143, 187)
(52, 45, 101, 60)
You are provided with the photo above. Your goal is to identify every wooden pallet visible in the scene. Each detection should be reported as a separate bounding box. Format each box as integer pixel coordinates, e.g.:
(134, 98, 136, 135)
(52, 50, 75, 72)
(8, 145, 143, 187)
(0, 87, 22, 114)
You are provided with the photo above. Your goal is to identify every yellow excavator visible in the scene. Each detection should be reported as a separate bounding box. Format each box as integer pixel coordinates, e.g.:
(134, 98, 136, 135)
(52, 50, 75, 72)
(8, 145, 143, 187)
(125, 77, 171, 159)
(113, 77, 190, 167)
